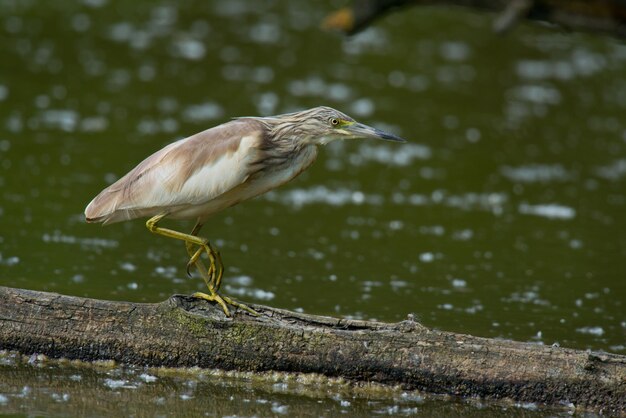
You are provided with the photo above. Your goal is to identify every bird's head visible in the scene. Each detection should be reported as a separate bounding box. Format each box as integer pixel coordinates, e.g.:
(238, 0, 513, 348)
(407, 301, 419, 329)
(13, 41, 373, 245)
(267, 106, 406, 146)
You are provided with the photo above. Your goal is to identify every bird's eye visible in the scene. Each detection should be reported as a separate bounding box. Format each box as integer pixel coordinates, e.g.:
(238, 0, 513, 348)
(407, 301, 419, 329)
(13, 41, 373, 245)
(330, 118, 339, 126)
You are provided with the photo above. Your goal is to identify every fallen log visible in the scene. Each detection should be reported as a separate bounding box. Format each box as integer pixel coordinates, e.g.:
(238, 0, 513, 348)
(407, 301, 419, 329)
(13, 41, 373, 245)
(0, 286, 624, 414)
(322, 0, 626, 38)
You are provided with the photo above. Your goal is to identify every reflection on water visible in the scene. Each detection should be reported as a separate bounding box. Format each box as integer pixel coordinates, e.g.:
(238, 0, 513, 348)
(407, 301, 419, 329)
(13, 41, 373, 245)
(0, 352, 576, 417)
(1, 0, 625, 415)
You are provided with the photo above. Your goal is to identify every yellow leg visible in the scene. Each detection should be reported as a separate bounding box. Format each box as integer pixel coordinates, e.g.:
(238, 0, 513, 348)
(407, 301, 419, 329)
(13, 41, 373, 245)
(185, 221, 259, 316)
(147, 215, 230, 315)
(146, 215, 258, 316)
(185, 222, 217, 289)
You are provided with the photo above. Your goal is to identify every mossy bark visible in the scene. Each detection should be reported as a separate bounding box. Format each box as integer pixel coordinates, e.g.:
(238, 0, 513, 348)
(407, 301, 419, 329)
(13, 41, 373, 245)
(0, 286, 624, 414)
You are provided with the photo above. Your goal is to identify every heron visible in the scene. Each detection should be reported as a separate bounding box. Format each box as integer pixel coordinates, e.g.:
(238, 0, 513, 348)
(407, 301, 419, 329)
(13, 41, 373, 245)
(85, 106, 406, 316)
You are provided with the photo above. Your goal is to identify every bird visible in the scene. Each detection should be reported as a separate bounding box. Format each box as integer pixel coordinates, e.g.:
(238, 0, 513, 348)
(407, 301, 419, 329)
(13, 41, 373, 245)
(85, 106, 406, 316)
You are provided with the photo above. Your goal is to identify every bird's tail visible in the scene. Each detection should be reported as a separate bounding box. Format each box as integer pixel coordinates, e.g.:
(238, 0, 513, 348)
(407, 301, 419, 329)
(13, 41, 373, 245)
(84, 189, 122, 225)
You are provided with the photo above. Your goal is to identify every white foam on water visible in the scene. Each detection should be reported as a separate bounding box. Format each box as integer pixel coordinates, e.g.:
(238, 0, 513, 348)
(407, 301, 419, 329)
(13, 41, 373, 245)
(500, 164, 572, 183)
(224, 285, 275, 301)
(170, 38, 205, 61)
(516, 48, 606, 81)
(287, 76, 352, 101)
(182, 102, 224, 122)
(248, 22, 281, 45)
(42, 231, 118, 248)
(518, 203, 576, 220)
(271, 403, 289, 414)
(576, 326, 604, 336)
(451, 278, 466, 288)
(104, 378, 136, 389)
(440, 41, 471, 62)
(509, 84, 562, 105)
(0, 255, 19, 266)
(39, 109, 79, 132)
(80, 115, 108, 132)
(505, 290, 551, 306)
(265, 186, 383, 209)
(349, 143, 431, 167)
(119, 262, 136, 272)
(595, 158, 626, 180)
(0, 85, 8, 101)
(139, 373, 157, 383)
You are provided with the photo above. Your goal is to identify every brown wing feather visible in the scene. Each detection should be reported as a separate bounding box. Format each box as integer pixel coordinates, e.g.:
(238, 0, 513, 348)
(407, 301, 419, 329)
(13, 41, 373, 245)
(85, 119, 265, 224)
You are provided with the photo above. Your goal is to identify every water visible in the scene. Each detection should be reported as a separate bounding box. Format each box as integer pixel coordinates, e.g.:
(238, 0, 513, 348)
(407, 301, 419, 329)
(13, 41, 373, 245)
(1, 0, 625, 415)
(0, 353, 553, 417)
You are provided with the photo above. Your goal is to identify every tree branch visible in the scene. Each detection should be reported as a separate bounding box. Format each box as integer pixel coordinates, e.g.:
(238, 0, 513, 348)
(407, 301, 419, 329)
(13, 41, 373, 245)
(322, 0, 626, 38)
(0, 286, 624, 414)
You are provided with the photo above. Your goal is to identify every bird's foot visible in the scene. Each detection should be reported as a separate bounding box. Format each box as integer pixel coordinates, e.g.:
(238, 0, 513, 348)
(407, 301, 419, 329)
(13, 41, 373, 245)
(221, 295, 260, 316)
(192, 291, 230, 316)
(191, 292, 259, 317)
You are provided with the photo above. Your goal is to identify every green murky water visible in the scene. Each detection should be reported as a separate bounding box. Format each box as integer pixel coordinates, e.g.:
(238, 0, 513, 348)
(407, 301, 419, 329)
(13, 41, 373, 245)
(1, 0, 625, 415)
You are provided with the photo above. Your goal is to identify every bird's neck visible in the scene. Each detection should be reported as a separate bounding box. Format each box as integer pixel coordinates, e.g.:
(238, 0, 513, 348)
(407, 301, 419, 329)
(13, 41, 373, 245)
(314, 135, 338, 146)
(263, 119, 337, 147)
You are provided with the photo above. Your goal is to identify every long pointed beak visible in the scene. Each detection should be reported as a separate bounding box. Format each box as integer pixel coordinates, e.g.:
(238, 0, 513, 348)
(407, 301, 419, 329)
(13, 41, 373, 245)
(346, 122, 407, 143)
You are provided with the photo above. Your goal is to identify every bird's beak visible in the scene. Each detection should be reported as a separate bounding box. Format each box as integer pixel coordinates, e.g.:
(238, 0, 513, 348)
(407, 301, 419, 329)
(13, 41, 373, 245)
(345, 122, 407, 143)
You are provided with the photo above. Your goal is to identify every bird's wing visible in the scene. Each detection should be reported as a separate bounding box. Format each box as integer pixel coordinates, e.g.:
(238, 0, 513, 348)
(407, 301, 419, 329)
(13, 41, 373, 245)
(85, 119, 265, 224)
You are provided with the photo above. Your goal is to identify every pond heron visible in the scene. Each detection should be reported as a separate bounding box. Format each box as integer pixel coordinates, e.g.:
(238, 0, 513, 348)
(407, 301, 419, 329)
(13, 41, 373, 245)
(85, 106, 406, 316)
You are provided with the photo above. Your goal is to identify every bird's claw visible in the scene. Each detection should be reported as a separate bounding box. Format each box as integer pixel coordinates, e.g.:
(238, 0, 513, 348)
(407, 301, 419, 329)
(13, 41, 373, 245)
(221, 295, 260, 316)
(192, 292, 259, 317)
(192, 291, 231, 316)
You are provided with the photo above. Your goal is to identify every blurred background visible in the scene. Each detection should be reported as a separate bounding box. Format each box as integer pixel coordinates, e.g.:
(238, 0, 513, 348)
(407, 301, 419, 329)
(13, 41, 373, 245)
(0, 0, 625, 415)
